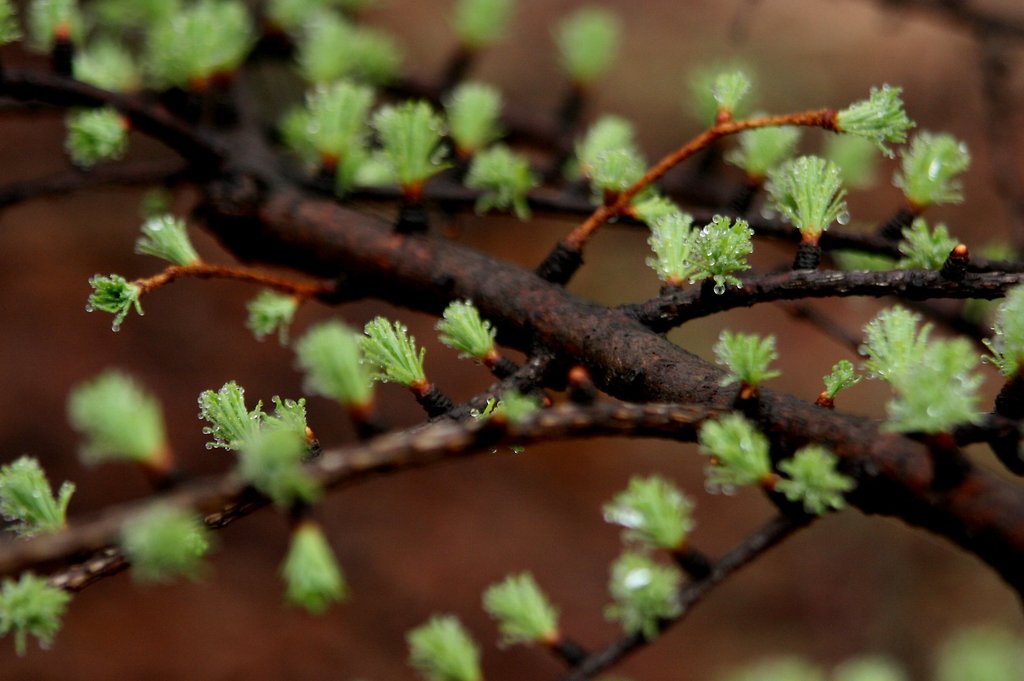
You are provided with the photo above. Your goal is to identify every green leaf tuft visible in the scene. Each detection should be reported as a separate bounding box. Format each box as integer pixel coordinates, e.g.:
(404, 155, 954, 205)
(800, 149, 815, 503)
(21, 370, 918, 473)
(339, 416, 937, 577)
(73, 39, 140, 92)
(824, 135, 880, 189)
(603, 476, 694, 550)
(372, 100, 449, 192)
(646, 212, 696, 285)
(726, 123, 800, 180)
(775, 445, 854, 515)
(836, 84, 915, 158)
(68, 370, 166, 465)
(465, 145, 537, 219)
(984, 285, 1024, 377)
(296, 11, 401, 85)
(246, 290, 299, 345)
(120, 504, 211, 583)
(436, 301, 497, 361)
(65, 108, 128, 168)
(295, 320, 375, 407)
(197, 381, 263, 451)
(238, 421, 318, 507)
(897, 218, 958, 271)
(0, 0, 21, 45)
(710, 70, 751, 116)
(445, 82, 503, 157)
(687, 215, 754, 291)
(765, 155, 847, 239)
(27, 0, 82, 51)
(822, 359, 861, 400)
(135, 214, 199, 266)
(604, 552, 681, 640)
(894, 132, 970, 208)
(281, 521, 347, 614)
(0, 457, 74, 538)
(482, 573, 559, 646)
(86, 274, 142, 331)
(453, 0, 513, 50)
(407, 615, 482, 681)
(0, 573, 71, 656)
(714, 330, 781, 389)
(555, 7, 621, 86)
(361, 317, 427, 388)
(697, 413, 773, 492)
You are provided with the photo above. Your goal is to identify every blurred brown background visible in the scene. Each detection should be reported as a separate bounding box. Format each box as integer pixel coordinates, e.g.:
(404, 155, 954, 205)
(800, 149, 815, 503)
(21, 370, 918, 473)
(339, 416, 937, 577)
(2, 0, 1024, 679)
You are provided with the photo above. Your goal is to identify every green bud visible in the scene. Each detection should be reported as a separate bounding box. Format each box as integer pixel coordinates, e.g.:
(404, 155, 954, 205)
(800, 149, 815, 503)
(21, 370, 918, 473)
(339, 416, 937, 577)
(482, 572, 559, 646)
(86, 274, 142, 331)
(436, 301, 497, 362)
(555, 7, 621, 86)
(281, 521, 347, 614)
(710, 70, 751, 117)
(65, 108, 129, 168)
(824, 135, 880, 190)
(822, 359, 861, 400)
(897, 218, 958, 271)
(714, 330, 781, 389)
(239, 425, 318, 507)
(372, 101, 450, 194)
(296, 11, 401, 85)
(407, 615, 482, 681)
(937, 626, 1024, 681)
(836, 84, 914, 158)
(604, 552, 681, 640)
(453, 0, 513, 50)
(984, 285, 1024, 378)
(860, 306, 931, 383)
(575, 116, 638, 180)
(68, 370, 167, 465)
(726, 123, 800, 180)
(120, 504, 211, 582)
(465, 144, 537, 219)
(246, 290, 299, 345)
(73, 39, 141, 92)
(687, 215, 754, 292)
(775, 445, 854, 514)
(492, 390, 541, 426)
(445, 82, 503, 157)
(589, 147, 646, 196)
(894, 132, 970, 208)
(27, 0, 82, 51)
(0, 456, 74, 538)
(197, 381, 264, 451)
(765, 155, 847, 240)
(301, 80, 375, 169)
(0, 573, 71, 656)
(645, 212, 695, 285)
(0, 0, 21, 45)
(295, 320, 374, 408)
(361, 317, 427, 389)
(135, 214, 199, 266)
(697, 413, 773, 492)
(603, 476, 694, 550)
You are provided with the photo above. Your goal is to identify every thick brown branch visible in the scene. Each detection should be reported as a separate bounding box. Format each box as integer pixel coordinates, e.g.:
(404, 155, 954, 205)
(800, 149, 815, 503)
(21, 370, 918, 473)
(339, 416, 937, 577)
(198, 183, 1024, 597)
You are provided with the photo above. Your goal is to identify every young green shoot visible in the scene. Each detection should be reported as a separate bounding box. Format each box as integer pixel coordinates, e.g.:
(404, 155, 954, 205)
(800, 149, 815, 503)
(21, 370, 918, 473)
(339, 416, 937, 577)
(27, 0, 81, 51)
(65, 108, 129, 168)
(87, 274, 142, 331)
(0, 573, 71, 656)
(824, 135, 880, 189)
(897, 218, 959, 270)
(295, 320, 375, 410)
(238, 422, 319, 507)
(817, 359, 861, 408)
(282, 520, 347, 614)
(436, 300, 498, 364)
(465, 145, 537, 220)
(726, 124, 801, 182)
(605, 552, 682, 640)
(884, 337, 982, 434)
(835, 84, 915, 158)
(453, 0, 513, 51)
(372, 101, 449, 199)
(0, 457, 74, 538)
(984, 285, 1024, 378)
(135, 214, 199, 267)
(362, 317, 428, 392)
(68, 370, 168, 467)
(766, 156, 847, 246)
(73, 40, 140, 92)
(300, 80, 375, 172)
(646, 212, 696, 287)
(714, 330, 781, 396)
(697, 413, 775, 493)
(145, 0, 254, 90)
(296, 11, 402, 85)
(859, 306, 932, 383)
(937, 626, 1024, 681)
(894, 132, 970, 210)
(120, 504, 211, 583)
(589, 147, 647, 202)
(603, 476, 695, 551)
(575, 116, 638, 177)
(0, 0, 21, 45)
(710, 70, 751, 121)
(246, 290, 299, 345)
(445, 82, 503, 159)
(555, 6, 621, 87)
(775, 445, 854, 515)
(490, 390, 542, 427)
(197, 381, 264, 451)
(482, 572, 560, 647)
(631, 194, 683, 226)
(407, 615, 482, 681)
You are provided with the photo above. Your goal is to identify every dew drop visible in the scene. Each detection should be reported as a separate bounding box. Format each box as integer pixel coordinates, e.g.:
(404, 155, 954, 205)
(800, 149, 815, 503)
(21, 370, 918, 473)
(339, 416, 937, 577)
(85, 304, 94, 313)
(713, 283, 726, 295)
(111, 322, 121, 333)
(837, 210, 851, 225)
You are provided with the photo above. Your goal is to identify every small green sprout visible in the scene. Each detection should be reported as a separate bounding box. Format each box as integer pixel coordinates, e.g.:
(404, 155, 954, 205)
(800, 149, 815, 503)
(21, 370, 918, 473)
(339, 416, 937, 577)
(372, 101, 449, 197)
(589, 147, 647, 198)
(710, 70, 751, 119)
(68, 370, 167, 465)
(407, 615, 482, 681)
(714, 330, 781, 390)
(0, 0, 21, 45)
(603, 476, 695, 550)
(775, 445, 854, 515)
(267, 0, 373, 31)
(296, 11, 401, 85)
(688, 215, 754, 292)
(445, 82, 503, 158)
(646, 212, 696, 286)
(197, 381, 264, 451)
(281, 520, 347, 614)
(436, 301, 497, 363)
(295, 320, 374, 408)
(575, 116, 638, 179)
(937, 626, 1024, 681)
(491, 390, 542, 426)
(120, 504, 211, 583)
(833, 656, 909, 681)
(766, 156, 847, 243)
(73, 40, 140, 92)
(300, 80, 375, 171)
(820, 359, 861, 403)
(134, 214, 199, 266)
(984, 285, 1024, 377)
(0, 573, 71, 656)
(824, 135, 880, 189)
(894, 132, 970, 209)
(238, 424, 318, 507)
(555, 7, 621, 87)
(859, 306, 931, 383)
(884, 337, 982, 434)
(482, 572, 560, 646)
(465, 145, 537, 220)
(697, 413, 774, 493)
(27, 0, 82, 51)
(145, 0, 254, 89)
(86, 274, 142, 331)
(362, 317, 428, 389)
(897, 218, 959, 270)
(835, 84, 915, 158)
(726, 124, 800, 181)
(631, 194, 683, 226)
(453, 0, 513, 50)
(246, 290, 299, 345)
(604, 552, 681, 640)
(65, 108, 129, 168)
(264, 396, 310, 440)
(0, 457, 74, 538)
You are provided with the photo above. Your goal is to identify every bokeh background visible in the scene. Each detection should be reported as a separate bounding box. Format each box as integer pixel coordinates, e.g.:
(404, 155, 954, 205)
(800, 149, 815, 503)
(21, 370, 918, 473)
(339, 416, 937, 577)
(2, 0, 1024, 679)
